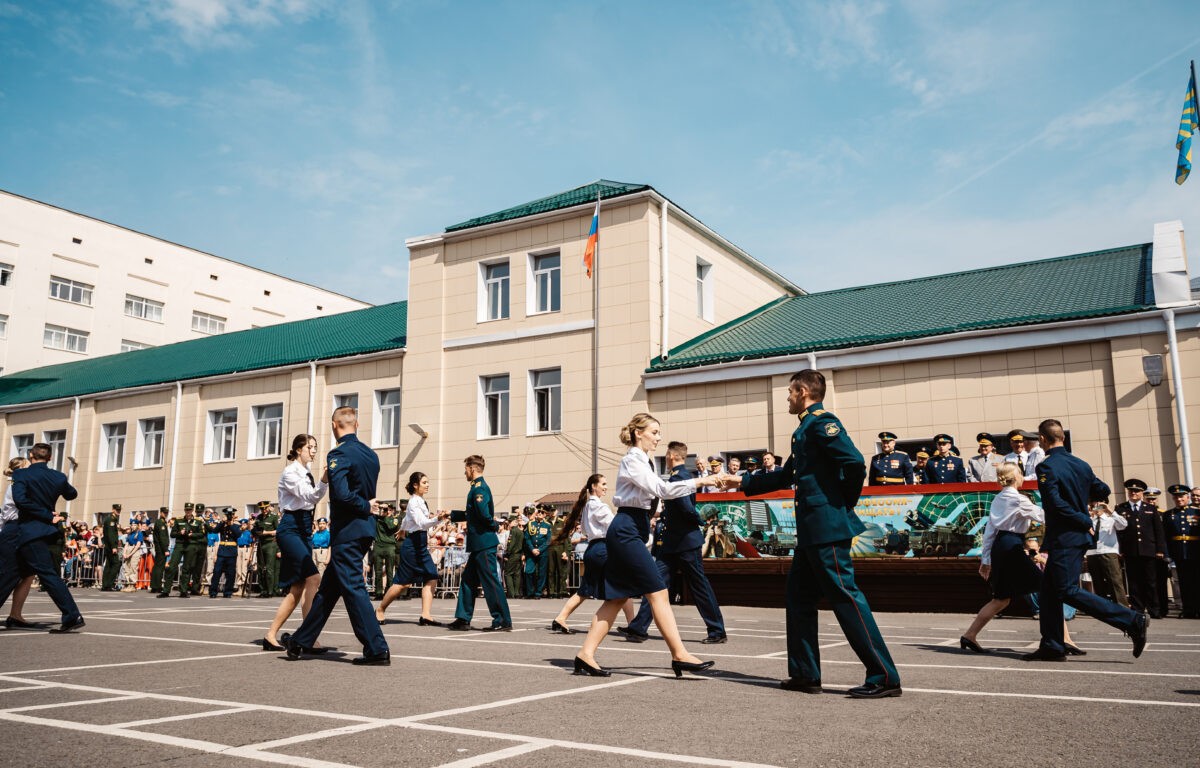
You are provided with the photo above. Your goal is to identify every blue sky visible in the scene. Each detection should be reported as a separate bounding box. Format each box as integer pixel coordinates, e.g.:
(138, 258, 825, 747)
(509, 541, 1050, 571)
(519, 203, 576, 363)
(3, 1, 1200, 305)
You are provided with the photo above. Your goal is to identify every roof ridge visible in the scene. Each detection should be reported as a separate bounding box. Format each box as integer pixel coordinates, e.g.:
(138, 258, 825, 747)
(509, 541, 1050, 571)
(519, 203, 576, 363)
(651, 295, 791, 366)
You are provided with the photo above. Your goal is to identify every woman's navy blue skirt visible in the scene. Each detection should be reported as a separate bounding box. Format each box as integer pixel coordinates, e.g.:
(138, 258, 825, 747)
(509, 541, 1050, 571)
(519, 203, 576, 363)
(276, 509, 318, 590)
(989, 530, 1042, 600)
(392, 529, 440, 586)
(578, 539, 607, 599)
(0, 524, 33, 579)
(602, 507, 665, 600)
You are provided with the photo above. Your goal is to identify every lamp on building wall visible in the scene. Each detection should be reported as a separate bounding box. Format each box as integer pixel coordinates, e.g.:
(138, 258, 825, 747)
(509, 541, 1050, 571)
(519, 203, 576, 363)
(1143, 354, 1165, 387)
(409, 423, 429, 439)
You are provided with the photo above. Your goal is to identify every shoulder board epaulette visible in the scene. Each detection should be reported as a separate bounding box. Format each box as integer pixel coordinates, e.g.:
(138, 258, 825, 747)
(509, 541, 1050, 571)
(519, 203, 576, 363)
(811, 409, 827, 416)
(472, 481, 481, 488)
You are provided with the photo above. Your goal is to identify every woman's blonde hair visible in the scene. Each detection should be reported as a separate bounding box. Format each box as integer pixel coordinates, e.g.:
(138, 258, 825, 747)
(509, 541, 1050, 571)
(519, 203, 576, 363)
(997, 462, 1022, 488)
(619, 413, 659, 447)
(4, 457, 28, 477)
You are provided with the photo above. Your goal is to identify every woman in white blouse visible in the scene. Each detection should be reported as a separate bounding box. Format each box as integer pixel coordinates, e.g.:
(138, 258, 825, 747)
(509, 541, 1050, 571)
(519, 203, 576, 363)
(547, 473, 635, 634)
(0, 457, 39, 629)
(377, 472, 449, 626)
(262, 434, 328, 651)
(572, 413, 725, 677)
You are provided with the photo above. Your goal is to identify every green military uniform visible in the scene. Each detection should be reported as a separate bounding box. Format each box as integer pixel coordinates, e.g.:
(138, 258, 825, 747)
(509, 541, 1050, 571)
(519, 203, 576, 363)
(47, 515, 69, 582)
(546, 510, 569, 598)
(503, 523, 524, 597)
(161, 504, 195, 597)
(253, 503, 280, 597)
(522, 517, 551, 598)
(184, 506, 208, 595)
(371, 510, 400, 598)
(101, 510, 122, 590)
(149, 507, 171, 593)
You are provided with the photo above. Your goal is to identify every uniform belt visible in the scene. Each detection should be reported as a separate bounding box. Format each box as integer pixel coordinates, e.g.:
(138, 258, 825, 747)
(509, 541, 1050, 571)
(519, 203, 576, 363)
(1173, 535, 1200, 541)
(314, 546, 330, 550)
(219, 541, 238, 546)
(873, 477, 905, 484)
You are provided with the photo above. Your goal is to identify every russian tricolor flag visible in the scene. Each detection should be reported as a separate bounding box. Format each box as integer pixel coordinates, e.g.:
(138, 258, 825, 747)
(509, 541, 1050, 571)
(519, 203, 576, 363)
(583, 198, 599, 278)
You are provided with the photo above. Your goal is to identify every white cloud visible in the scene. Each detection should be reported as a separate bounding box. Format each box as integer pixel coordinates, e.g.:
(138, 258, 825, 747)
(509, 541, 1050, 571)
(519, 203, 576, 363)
(111, 0, 330, 48)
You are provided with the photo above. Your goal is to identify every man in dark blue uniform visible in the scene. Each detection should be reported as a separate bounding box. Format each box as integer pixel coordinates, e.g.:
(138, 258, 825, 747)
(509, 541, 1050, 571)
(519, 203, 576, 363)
(626, 440, 727, 643)
(1, 442, 85, 632)
(1165, 484, 1200, 618)
(869, 432, 914, 486)
(922, 434, 966, 484)
(284, 406, 389, 665)
(448, 454, 512, 631)
(1023, 419, 1147, 661)
(1115, 478, 1166, 618)
(738, 370, 900, 698)
(208, 507, 240, 599)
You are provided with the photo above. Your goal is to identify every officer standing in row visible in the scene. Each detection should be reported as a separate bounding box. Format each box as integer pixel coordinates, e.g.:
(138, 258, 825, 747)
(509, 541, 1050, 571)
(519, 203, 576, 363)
(1115, 479, 1167, 618)
(922, 434, 966, 484)
(1165, 485, 1200, 618)
(967, 434, 1004, 483)
(254, 500, 280, 597)
(159, 503, 193, 598)
(371, 503, 400, 599)
(869, 432, 914, 485)
(100, 505, 121, 591)
(185, 504, 207, 594)
(523, 508, 551, 599)
(546, 505, 570, 599)
(912, 449, 930, 483)
(149, 507, 170, 594)
(208, 507, 240, 598)
(503, 517, 524, 597)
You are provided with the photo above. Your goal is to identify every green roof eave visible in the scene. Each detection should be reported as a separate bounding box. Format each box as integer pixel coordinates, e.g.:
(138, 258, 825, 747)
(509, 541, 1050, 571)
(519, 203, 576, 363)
(445, 180, 651, 232)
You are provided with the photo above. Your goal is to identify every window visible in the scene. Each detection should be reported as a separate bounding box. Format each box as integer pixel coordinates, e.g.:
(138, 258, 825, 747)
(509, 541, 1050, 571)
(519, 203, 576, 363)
(0, 263, 11, 286)
(137, 417, 165, 468)
(124, 294, 164, 322)
(376, 390, 401, 447)
(11, 434, 33, 460)
(696, 258, 713, 322)
(530, 368, 562, 433)
(529, 252, 561, 314)
(120, 339, 151, 352)
(480, 375, 510, 438)
(43, 324, 89, 353)
(100, 422, 126, 471)
(43, 429, 66, 472)
(481, 261, 510, 321)
(49, 275, 93, 305)
(192, 310, 226, 335)
(251, 404, 283, 458)
(334, 393, 359, 412)
(207, 409, 237, 462)
(0, 314, 7, 339)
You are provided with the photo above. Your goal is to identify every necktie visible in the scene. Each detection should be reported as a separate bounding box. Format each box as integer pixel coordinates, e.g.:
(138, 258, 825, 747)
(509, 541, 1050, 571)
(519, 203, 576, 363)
(306, 472, 315, 487)
(649, 460, 660, 515)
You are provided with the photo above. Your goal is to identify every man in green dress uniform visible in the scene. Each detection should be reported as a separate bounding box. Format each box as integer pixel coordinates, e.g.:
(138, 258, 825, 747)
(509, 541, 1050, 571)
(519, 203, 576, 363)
(503, 518, 524, 597)
(149, 506, 171, 593)
(522, 509, 551, 599)
(253, 501, 280, 597)
(546, 506, 570, 598)
(160, 503, 194, 598)
(185, 504, 208, 595)
(100, 504, 122, 591)
(372, 504, 400, 598)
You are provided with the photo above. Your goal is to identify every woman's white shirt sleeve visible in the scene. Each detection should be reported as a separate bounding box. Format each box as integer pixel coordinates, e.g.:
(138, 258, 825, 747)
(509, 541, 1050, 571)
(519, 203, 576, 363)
(403, 496, 438, 532)
(277, 461, 328, 511)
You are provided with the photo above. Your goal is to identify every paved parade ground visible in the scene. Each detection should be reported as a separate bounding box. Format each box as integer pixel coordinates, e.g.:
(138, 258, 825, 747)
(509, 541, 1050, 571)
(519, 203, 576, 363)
(0, 593, 1196, 768)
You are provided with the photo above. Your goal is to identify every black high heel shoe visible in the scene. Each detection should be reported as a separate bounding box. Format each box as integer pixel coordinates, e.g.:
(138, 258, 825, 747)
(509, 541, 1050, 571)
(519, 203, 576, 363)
(671, 659, 715, 678)
(550, 620, 576, 634)
(418, 617, 443, 627)
(573, 656, 611, 677)
(959, 636, 987, 653)
(1063, 642, 1087, 656)
(260, 638, 285, 651)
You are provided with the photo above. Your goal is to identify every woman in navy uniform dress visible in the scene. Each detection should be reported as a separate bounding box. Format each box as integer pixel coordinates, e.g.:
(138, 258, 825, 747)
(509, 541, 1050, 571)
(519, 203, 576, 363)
(571, 413, 724, 677)
(547, 473, 635, 634)
(377, 472, 448, 626)
(262, 434, 329, 651)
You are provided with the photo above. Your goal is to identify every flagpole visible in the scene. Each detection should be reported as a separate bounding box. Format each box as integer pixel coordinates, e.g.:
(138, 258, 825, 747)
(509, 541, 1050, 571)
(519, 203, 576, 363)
(591, 193, 600, 475)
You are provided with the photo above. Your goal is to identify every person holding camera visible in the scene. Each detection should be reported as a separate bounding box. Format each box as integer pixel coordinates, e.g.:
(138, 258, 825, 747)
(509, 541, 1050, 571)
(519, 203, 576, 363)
(447, 455, 512, 632)
(207, 507, 240, 598)
(377, 471, 448, 626)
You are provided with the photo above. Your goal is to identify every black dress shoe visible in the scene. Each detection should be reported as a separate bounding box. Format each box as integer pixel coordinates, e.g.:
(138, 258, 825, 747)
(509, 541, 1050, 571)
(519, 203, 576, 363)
(5, 617, 41, 630)
(178, 592, 190, 598)
(1063, 642, 1087, 656)
(549, 620, 576, 634)
(482, 624, 512, 632)
(260, 638, 285, 651)
(308, 646, 335, 655)
(280, 632, 303, 660)
(1128, 613, 1149, 658)
(352, 651, 391, 666)
(780, 677, 823, 694)
(615, 626, 648, 643)
(1021, 647, 1067, 662)
(447, 619, 471, 631)
(671, 659, 716, 678)
(700, 634, 727, 644)
(959, 636, 987, 653)
(573, 656, 611, 677)
(847, 683, 902, 699)
(155, 592, 170, 598)
(49, 617, 85, 634)
(418, 617, 443, 627)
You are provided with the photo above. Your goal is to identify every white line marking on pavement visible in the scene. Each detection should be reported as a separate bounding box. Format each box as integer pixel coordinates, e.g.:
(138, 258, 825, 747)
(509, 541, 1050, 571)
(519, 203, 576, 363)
(883, 686, 1200, 708)
(831, 660, 1200, 679)
(820, 641, 849, 650)
(432, 742, 548, 767)
(2, 650, 265, 676)
(756, 651, 788, 658)
(3, 694, 140, 712)
(108, 706, 258, 729)
(0, 685, 50, 693)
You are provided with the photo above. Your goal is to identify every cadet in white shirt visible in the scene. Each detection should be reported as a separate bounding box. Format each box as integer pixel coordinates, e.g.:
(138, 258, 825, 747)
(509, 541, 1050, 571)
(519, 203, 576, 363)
(1086, 502, 1129, 607)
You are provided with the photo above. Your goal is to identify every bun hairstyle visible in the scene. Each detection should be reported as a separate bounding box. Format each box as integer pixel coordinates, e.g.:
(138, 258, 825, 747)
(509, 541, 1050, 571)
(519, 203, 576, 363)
(997, 462, 1022, 488)
(619, 412, 658, 447)
(405, 472, 427, 495)
(286, 434, 316, 462)
(4, 457, 28, 477)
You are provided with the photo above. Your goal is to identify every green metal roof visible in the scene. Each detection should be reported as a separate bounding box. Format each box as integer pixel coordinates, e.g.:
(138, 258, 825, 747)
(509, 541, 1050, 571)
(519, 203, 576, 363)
(445, 180, 651, 232)
(0, 302, 407, 408)
(648, 244, 1154, 372)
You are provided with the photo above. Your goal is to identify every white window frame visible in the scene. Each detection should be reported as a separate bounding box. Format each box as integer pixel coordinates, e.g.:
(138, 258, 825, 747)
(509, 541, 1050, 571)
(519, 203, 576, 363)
(333, 393, 359, 413)
(527, 250, 561, 315)
(11, 434, 33, 460)
(124, 293, 164, 322)
(42, 429, 67, 473)
(43, 324, 89, 353)
(0, 314, 7, 339)
(49, 275, 93, 306)
(0, 263, 11, 286)
(206, 408, 238, 463)
(121, 339, 152, 352)
(375, 389, 401, 447)
(478, 260, 511, 323)
(192, 310, 226, 335)
(696, 257, 714, 323)
(99, 422, 127, 472)
(479, 374, 510, 439)
(250, 403, 284, 459)
(528, 367, 562, 435)
(136, 417, 166, 469)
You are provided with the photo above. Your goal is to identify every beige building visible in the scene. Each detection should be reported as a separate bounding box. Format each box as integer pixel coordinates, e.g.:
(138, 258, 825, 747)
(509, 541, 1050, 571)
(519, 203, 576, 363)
(0, 189, 370, 375)
(0, 181, 1195, 523)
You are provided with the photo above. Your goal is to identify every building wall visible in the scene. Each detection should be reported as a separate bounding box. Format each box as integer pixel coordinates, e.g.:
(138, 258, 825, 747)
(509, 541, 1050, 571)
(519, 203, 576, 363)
(0, 191, 370, 375)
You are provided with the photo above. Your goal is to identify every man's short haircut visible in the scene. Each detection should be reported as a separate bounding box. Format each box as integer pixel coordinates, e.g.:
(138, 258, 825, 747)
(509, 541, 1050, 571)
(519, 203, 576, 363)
(30, 443, 52, 461)
(1038, 418, 1065, 445)
(666, 441, 688, 460)
(789, 369, 826, 401)
(332, 406, 358, 426)
(464, 454, 485, 471)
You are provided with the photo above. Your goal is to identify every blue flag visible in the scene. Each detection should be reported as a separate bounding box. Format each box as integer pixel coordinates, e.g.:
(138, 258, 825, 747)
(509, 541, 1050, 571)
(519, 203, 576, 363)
(1176, 65, 1198, 185)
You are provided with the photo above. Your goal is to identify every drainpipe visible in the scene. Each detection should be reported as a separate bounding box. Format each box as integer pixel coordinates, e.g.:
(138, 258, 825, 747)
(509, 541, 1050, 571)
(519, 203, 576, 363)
(660, 199, 670, 360)
(167, 381, 182, 510)
(807, 352, 817, 371)
(1164, 309, 1194, 486)
(307, 361, 317, 435)
(65, 396, 80, 516)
